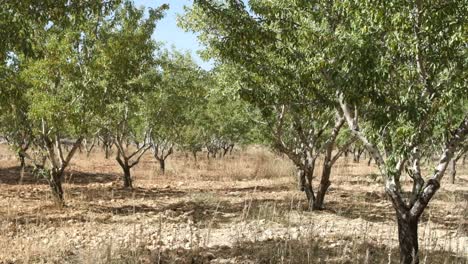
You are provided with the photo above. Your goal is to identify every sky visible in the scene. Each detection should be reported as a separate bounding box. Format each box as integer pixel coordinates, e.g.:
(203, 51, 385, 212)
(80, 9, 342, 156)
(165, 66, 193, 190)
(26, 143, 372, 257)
(134, 0, 213, 70)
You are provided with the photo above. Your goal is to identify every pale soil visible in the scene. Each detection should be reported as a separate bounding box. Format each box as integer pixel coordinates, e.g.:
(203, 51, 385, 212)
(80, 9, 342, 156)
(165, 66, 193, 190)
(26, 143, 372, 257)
(0, 144, 466, 263)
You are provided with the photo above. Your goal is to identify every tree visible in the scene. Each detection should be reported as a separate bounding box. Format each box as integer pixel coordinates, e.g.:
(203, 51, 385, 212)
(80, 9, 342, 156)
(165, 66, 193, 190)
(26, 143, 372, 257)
(203, 69, 256, 159)
(17, 7, 118, 204)
(0, 58, 33, 184)
(95, 1, 166, 188)
(182, 1, 355, 210)
(334, 1, 467, 263)
(145, 50, 207, 173)
(449, 141, 468, 184)
(1, 1, 120, 185)
(185, 1, 467, 262)
(0, 0, 120, 61)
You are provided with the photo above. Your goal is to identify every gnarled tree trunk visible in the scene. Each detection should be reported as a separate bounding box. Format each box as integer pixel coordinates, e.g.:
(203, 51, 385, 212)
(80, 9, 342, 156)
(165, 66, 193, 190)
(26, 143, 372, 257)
(151, 143, 173, 175)
(18, 152, 26, 184)
(158, 158, 166, 174)
(396, 212, 419, 264)
(314, 163, 331, 210)
(298, 161, 316, 210)
(122, 165, 132, 188)
(49, 169, 65, 205)
(116, 154, 133, 189)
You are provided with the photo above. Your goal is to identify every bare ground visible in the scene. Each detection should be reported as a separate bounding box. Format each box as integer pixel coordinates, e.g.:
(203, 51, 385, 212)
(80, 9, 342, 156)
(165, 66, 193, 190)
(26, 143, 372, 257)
(0, 145, 466, 263)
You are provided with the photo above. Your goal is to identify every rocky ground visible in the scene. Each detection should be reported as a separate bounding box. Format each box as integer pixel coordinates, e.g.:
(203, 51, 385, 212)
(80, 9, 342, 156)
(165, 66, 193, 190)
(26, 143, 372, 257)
(0, 145, 466, 263)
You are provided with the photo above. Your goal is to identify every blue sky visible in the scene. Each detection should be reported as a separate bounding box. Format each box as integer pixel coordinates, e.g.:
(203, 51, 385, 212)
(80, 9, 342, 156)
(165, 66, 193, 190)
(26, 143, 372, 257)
(134, 0, 213, 70)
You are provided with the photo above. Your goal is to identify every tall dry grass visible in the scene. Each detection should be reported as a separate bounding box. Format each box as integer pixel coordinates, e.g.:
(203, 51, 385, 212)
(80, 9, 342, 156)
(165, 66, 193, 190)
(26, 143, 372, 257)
(0, 144, 466, 263)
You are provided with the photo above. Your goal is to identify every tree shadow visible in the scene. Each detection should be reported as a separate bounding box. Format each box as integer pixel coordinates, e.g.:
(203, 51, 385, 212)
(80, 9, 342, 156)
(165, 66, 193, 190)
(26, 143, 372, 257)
(324, 187, 467, 234)
(324, 189, 394, 223)
(95, 235, 467, 264)
(1, 187, 188, 226)
(89, 197, 244, 227)
(0, 166, 46, 185)
(0, 166, 119, 185)
(67, 186, 187, 201)
(88, 195, 291, 228)
(64, 170, 118, 185)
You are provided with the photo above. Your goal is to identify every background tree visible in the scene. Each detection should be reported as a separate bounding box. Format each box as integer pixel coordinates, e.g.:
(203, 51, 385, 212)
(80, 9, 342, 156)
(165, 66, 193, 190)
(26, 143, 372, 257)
(19, 16, 108, 204)
(182, 1, 355, 210)
(0, 57, 33, 184)
(98, 1, 167, 188)
(145, 50, 207, 174)
(203, 70, 255, 159)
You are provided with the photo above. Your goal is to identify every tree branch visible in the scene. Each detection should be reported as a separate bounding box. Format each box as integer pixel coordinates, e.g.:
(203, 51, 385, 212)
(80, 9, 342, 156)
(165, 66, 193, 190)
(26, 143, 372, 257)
(410, 116, 468, 218)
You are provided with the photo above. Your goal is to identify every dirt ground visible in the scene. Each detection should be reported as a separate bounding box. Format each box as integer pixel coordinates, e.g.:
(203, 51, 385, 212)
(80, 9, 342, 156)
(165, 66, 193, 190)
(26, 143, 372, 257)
(0, 144, 466, 263)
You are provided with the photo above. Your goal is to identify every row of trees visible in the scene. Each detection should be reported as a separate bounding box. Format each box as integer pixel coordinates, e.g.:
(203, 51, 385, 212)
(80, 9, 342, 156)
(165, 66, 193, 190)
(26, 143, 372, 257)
(0, 1, 255, 202)
(181, 1, 467, 263)
(1, 1, 467, 263)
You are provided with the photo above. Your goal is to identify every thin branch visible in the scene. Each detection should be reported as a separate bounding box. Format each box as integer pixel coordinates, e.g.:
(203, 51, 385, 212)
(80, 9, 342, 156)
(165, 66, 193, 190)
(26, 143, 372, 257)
(59, 137, 83, 175)
(331, 136, 357, 165)
(129, 145, 151, 168)
(338, 93, 386, 173)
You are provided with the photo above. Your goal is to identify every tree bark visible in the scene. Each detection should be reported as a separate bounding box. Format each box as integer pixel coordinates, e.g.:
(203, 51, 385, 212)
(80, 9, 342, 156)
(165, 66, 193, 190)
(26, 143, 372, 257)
(105, 145, 111, 159)
(298, 161, 316, 211)
(49, 170, 65, 206)
(117, 155, 133, 189)
(353, 147, 362, 162)
(450, 159, 456, 184)
(159, 158, 166, 174)
(222, 147, 229, 157)
(396, 213, 419, 264)
(122, 165, 132, 188)
(313, 163, 332, 210)
(18, 153, 26, 184)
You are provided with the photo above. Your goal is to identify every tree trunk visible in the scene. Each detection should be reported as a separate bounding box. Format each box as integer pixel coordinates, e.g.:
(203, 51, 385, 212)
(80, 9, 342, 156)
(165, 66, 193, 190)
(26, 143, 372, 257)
(313, 163, 332, 210)
(223, 147, 229, 157)
(192, 151, 198, 162)
(298, 162, 316, 211)
(353, 148, 359, 162)
(159, 158, 166, 174)
(105, 145, 111, 159)
(396, 213, 419, 264)
(299, 169, 315, 210)
(450, 159, 456, 184)
(122, 165, 132, 188)
(49, 170, 65, 206)
(18, 153, 26, 184)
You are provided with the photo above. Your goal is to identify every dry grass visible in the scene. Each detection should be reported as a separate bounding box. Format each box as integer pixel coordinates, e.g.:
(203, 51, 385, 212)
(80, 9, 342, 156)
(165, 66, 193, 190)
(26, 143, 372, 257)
(0, 144, 466, 263)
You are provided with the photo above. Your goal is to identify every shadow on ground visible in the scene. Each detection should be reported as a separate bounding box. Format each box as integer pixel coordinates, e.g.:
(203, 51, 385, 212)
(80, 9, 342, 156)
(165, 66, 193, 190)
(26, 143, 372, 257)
(0, 166, 119, 185)
(81, 236, 467, 264)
